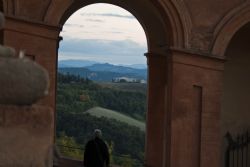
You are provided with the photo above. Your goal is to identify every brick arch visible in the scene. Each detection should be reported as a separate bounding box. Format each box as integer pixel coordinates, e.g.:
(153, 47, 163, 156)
(42, 1, 193, 167)
(44, 0, 188, 52)
(212, 4, 250, 57)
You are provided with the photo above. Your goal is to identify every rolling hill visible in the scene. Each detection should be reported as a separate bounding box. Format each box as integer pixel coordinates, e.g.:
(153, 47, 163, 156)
(85, 107, 145, 131)
(85, 63, 147, 76)
(58, 59, 146, 69)
(58, 60, 147, 82)
(58, 67, 147, 81)
(98, 82, 147, 93)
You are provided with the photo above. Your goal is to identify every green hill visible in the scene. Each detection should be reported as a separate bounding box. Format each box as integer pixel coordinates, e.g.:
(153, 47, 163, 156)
(85, 107, 145, 131)
(98, 82, 147, 93)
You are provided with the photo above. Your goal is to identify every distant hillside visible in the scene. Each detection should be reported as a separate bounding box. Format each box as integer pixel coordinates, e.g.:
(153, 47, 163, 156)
(85, 63, 147, 77)
(58, 67, 147, 82)
(58, 59, 147, 70)
(85, 107, 145, 131)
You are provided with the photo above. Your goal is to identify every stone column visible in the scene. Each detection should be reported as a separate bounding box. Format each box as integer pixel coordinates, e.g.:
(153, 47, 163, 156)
(145, 52, 168, 167)
(0, 14, 55, 167)
(165, 49, 224, 167)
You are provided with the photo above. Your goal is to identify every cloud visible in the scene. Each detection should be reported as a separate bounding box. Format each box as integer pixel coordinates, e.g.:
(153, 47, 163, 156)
(85, 19, 104, 22)
(59, 38, 146, 55)
(58, 38, 147, 64)
(108, 31, 123, 34)
(81, 13, 135, 19)
(64, 23, 84, 28)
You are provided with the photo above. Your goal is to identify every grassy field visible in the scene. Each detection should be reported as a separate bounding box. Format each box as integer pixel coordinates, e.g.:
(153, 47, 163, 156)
(97, 82, 147, 93)
(85, 107, 145, 131)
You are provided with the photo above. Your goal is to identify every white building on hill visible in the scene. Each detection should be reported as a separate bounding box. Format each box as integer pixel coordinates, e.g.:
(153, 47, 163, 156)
(112, 77, 146, 83)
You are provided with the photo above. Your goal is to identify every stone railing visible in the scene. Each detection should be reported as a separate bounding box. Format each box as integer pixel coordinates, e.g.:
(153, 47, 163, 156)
(56, 157, 122, 167)
(56, 157, 83, 167)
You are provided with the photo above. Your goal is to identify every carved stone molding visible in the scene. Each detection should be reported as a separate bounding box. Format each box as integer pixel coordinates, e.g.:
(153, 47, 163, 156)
(189, 29, 213, 51)
(3, 0, 52, 21)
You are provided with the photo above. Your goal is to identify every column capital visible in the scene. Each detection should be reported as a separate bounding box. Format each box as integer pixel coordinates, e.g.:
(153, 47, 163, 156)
(145, 48, 226, 62)
(168, 47, 226, 71)
(5, 15, 61, 40)
(144, 52, 168, 67)
(144, 52, 168, 58)
(169, 47, 226, 61)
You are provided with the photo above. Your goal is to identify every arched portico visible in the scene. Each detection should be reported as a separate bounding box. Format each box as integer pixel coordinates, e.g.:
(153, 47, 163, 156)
(0, 0, 229, 167)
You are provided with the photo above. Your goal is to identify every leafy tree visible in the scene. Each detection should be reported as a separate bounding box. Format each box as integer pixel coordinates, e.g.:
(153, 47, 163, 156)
(56, 132, 83, 160)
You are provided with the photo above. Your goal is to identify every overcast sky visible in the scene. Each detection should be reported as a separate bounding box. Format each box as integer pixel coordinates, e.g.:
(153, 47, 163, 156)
(59, 3, 147, 65)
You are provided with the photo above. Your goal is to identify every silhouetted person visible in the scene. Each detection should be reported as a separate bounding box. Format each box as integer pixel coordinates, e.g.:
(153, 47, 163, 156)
(84, 129, 110, 167)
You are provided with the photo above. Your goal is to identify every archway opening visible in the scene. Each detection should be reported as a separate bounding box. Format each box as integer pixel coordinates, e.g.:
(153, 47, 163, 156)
(222, 22, 250, 166)
(56, 3, 148, 166)
(54, 1, 175, 166)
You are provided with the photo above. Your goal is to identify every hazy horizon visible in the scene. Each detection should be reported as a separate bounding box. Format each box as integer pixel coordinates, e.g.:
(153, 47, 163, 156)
(58, 58, 147, 66)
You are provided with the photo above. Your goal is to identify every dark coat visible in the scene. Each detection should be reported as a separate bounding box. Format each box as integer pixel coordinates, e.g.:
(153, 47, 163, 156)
(83, 137, 110, 167)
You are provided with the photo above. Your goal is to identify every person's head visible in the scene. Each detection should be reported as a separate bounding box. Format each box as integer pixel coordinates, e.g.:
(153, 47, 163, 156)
(94, 129, 102, 138)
